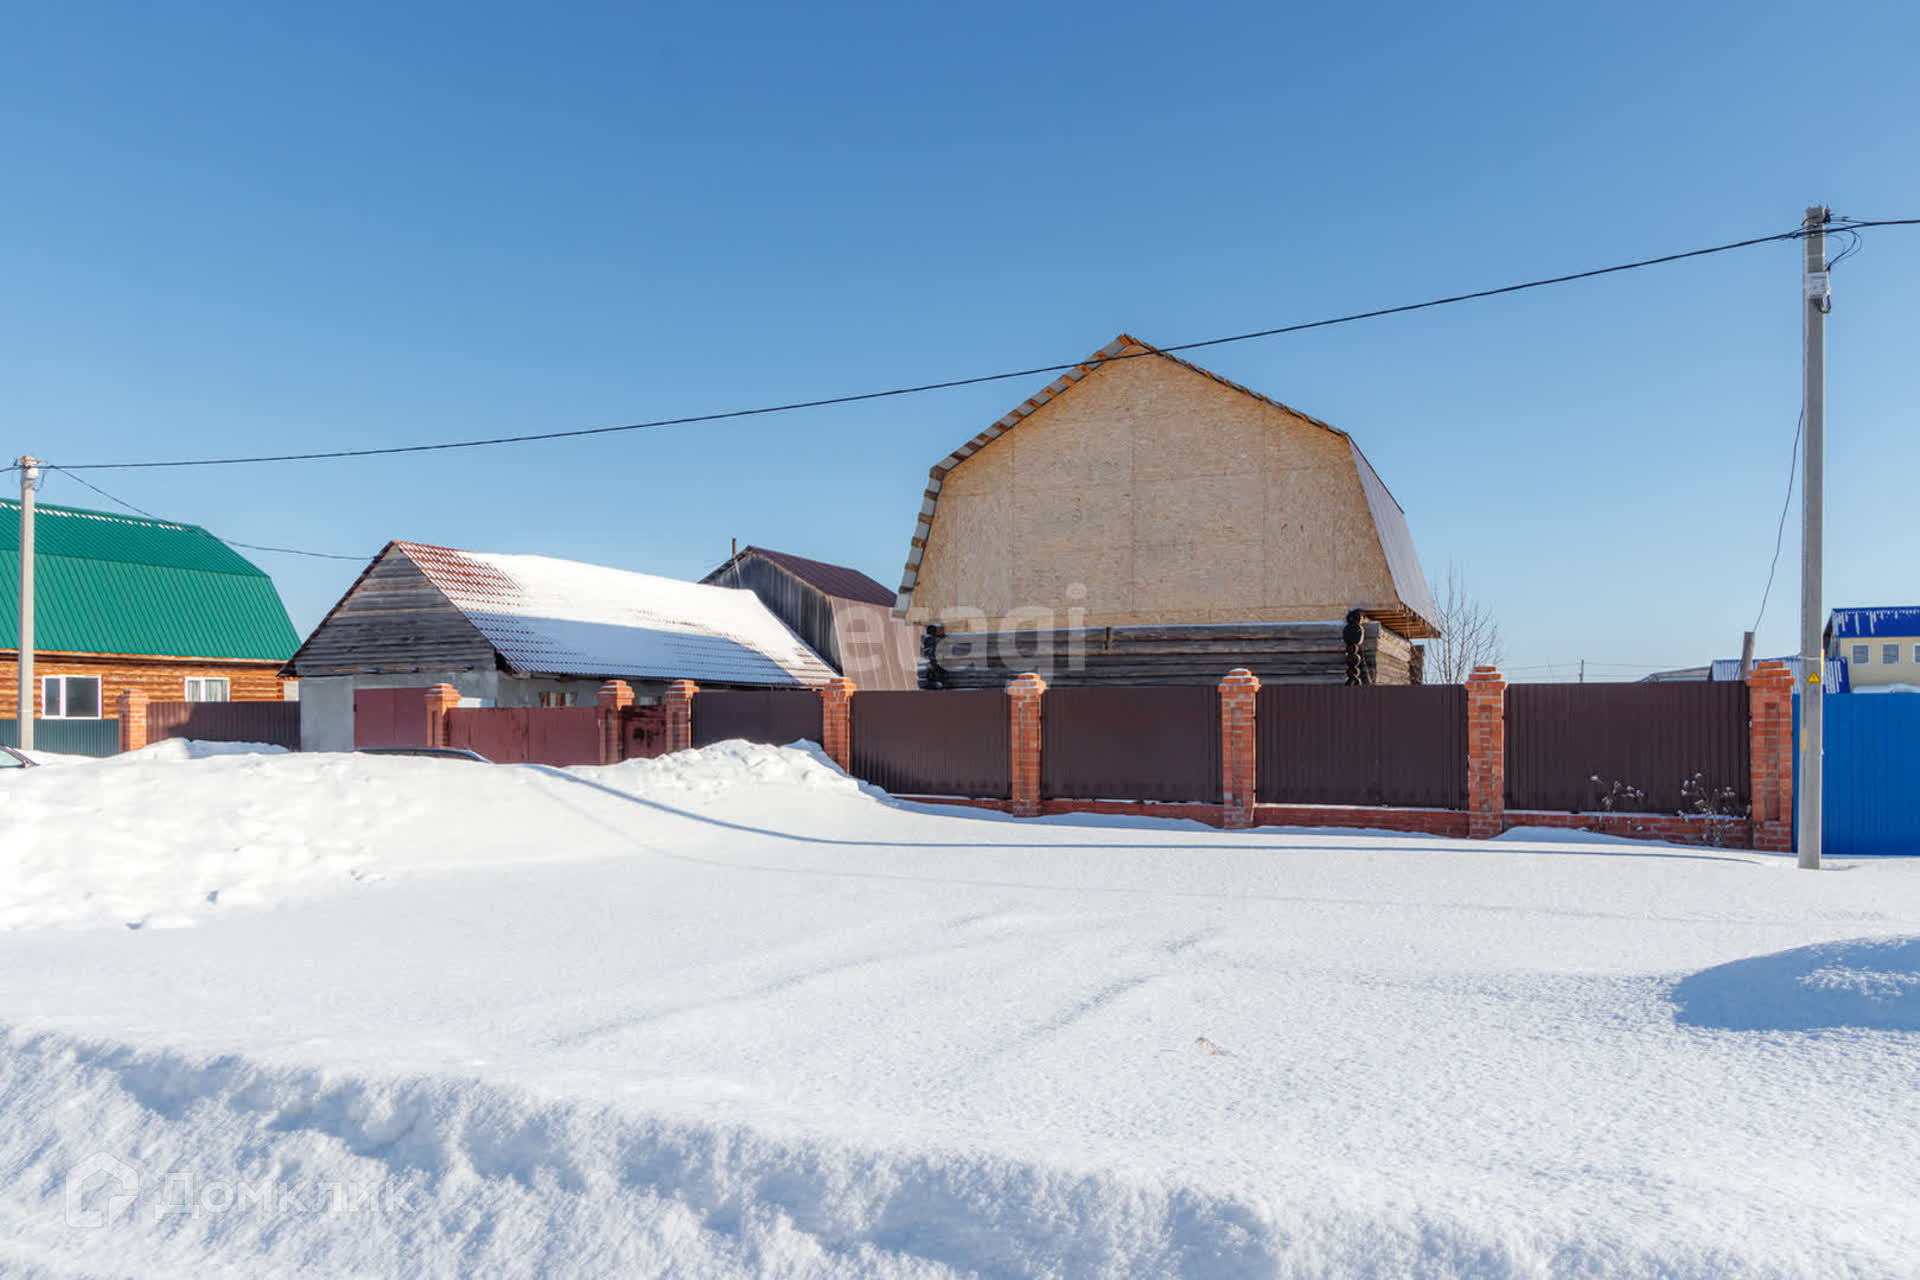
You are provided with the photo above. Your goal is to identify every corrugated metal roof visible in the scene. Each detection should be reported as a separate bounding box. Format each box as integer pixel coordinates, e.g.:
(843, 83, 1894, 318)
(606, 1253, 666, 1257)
(1829, 607, 1920, 639)
(706, 547, 897, 607)
(0, 499, 299, 660)
(1348, 440, 1439, 639)
(397, 541, 836, 687)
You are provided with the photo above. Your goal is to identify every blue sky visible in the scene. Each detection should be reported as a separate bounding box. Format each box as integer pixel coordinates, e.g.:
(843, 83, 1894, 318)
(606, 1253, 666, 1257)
(4, 1, 1916, 679)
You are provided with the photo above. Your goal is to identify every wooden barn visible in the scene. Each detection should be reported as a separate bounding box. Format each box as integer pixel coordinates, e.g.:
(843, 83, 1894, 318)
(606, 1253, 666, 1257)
(894, 335, 1441, 687)
(285, 540, 835, 751)
(702, 545, 921, 691)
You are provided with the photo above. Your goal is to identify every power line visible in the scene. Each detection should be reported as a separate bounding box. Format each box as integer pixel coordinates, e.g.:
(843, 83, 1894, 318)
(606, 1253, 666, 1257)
(41, 465, 364, 561)
(1752, 410, 1803, 636)
(48, 222, 1851, 473)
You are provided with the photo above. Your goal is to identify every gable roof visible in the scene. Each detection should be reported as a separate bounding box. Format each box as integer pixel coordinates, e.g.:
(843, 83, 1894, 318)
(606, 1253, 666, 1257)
(392, 541, 835, 686)
(893, 334, 1439, 638)
(0, 499, 299, 660)
(703, 546, 896, 607)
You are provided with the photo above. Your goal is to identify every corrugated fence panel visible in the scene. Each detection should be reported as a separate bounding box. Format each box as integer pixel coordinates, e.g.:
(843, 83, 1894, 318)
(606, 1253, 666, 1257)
(1505, 683, 1749, 813)
(1798, 693, 1920, 855)
(0, 718, 119, 757)
(693, 690, 825, 749)
(147, 701, 301, 751)
(1041, 687, 1220, 802)
(1256, 685, 1467, 808)
(851, 690, 1009, 799)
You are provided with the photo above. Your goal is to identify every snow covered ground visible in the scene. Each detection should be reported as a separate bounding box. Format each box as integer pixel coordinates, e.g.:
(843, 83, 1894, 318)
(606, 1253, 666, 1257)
(1, 741, 1916, 1278)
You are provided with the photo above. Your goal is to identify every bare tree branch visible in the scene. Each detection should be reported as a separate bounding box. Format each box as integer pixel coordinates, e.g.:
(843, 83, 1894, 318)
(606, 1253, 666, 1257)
(1426, 563, 1505, 684)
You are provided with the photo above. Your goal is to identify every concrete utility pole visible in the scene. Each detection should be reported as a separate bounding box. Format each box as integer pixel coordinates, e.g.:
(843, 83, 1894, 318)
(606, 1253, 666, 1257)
(15, 456, 38, 752)
(1798, 207, 1829, 870)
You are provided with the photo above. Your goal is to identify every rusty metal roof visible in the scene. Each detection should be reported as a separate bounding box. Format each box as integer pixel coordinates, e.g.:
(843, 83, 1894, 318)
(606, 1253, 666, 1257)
(706, 546, 896, 607)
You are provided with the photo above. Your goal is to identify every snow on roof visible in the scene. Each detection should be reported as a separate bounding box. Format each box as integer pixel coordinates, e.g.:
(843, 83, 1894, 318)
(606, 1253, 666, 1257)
(399, 541, 835, 687)
(1829, 607, 1920, 639)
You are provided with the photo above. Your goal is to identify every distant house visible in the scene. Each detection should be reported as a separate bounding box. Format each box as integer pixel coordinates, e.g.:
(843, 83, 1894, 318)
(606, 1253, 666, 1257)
(894, 334, 1440, 687)
(285, 540, 836, 751)
(701, 545, 921, 690)
(1827, 607, 1920, 690)
(1, 499, 298, 730)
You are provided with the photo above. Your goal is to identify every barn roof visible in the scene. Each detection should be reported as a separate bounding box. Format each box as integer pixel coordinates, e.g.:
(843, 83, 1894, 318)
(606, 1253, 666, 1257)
(704, 546, 896, 607)
(0, 498, 298, 660)
(893, 334, 1439, 638)
(1829, 607, 1920, 639)
(394, 541, 835, 686)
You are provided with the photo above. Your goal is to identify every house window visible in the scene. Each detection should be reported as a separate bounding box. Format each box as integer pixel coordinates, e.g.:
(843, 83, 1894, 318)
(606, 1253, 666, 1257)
(40, 675, 102, 719)
(538, 691, 577, 708)
(184, 677, 231, 702)
(1914, 644, 1920, 665)
(1852, 643, 1871, 666)
(1885, 644, 1903, 667)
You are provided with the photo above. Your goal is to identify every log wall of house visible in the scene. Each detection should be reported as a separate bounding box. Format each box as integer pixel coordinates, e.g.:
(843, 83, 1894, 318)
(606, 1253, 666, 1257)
(705, 556, 841, 670)
(0, 652, 285, 718)
(286, 548, 497, 677)
(925, 621, 1415, 688)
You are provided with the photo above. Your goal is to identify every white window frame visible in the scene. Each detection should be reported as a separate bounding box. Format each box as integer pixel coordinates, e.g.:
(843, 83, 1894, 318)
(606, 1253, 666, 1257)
(183, 677, 231, 702)
(1884, 643, 1902, 667)
(40, 674, 104, 719)
(1851, 643, 1871, 666)
(1913, 644, 1919, 665)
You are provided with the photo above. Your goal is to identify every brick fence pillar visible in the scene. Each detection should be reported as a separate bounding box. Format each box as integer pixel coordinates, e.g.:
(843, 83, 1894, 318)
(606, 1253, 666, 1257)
(597, 680, 634, 765)
(424, 684, 461, 749)
(1218, 668, 1261, 829)
(117, 688, 149, 753)
(1007, 672, 1047, 817)
(1747, 660, 1795, 853)
(819, 677, 856, 772)
(1466, 666, 1506, 839)
(664, 680, 698, 754)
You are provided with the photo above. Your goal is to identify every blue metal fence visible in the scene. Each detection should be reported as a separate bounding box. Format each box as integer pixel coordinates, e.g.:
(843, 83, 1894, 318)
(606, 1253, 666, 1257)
(1794, 693, 1920, 856)
(0, 718, 120, 757)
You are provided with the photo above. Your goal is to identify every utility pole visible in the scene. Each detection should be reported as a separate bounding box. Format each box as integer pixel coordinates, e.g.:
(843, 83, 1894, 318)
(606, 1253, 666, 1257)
(15, 456, 38, 752)
(1739, 631, 1755, 680)
(1798, 206, 1829, 870)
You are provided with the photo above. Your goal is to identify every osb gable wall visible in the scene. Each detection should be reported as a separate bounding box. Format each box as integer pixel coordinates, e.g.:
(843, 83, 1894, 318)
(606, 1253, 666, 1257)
(911, 355, 1398, 632)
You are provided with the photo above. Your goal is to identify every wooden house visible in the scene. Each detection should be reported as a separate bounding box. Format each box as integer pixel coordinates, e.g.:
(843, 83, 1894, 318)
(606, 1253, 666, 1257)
(1, 499, 297, 749)
(702, 545, 920, 690)
(894, 335, 1440, 687)
(285, 540, 835, 751)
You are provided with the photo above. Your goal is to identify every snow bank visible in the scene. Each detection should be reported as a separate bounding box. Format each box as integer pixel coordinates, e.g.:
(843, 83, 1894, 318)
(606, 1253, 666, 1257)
(1672, 935, 1920, 1032)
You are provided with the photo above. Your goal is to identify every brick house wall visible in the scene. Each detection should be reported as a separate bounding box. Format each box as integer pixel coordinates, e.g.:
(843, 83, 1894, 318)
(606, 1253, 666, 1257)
(0, 652, 287, 719)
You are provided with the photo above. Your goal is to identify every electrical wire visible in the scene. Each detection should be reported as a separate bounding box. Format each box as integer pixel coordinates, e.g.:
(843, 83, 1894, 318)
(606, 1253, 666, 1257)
(41, 465, 364, 561)
(47, 224, 1832, 472)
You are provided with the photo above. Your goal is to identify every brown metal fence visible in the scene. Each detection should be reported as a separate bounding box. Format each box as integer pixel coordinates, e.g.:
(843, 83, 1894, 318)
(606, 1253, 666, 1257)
(1505, 682, 1750, 813)
(147, 701, 302, 752)
(445, 707, 602, 766)
(692, 690, 825, 749)
(1255, 685, 1468, 808)
(850, 690, 1010, 798)
(1041, 687, 1221, 802)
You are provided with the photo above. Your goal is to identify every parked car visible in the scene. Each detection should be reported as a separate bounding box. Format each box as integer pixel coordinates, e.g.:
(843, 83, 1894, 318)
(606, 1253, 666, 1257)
(0, 745, 38, 769)
(354, 747, 492, 763)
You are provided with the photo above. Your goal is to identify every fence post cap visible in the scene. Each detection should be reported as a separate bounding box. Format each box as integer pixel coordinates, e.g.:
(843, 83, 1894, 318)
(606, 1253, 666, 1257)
(1218, 668, 1261, 692)
(1005, 672, 1048, 694)
(665, 679, 700, 697)
(1467, 666, 1505, 681)
(117, 687, 149, 708)
(820, 676, 858, 697)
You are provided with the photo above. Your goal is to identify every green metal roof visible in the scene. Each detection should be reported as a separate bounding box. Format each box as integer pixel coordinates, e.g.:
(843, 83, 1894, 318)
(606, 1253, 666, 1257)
(0, 499, 299, 661)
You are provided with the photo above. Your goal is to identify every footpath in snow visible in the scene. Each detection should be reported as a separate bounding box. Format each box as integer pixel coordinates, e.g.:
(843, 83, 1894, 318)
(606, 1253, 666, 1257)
(1, 740, 1917, 1278)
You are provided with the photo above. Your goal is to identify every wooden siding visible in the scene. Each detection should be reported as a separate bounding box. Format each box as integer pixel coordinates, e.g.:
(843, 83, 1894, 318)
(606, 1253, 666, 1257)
(925, 621, 1407, 688)
(285, 546, 497, 677)
(0, 652, 285, 718)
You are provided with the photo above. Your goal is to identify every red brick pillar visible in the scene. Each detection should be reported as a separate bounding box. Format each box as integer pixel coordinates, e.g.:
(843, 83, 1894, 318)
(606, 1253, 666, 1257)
(818, 677, 856, 772)
(1466, 666, 1506, 839)
(664, 680, 698, 754)
(1218, 668, 1261, 829)
(1747, 660, 1795, 852)
(1007, 672, 1047, 817)
(424, 684, 461, 749)
(117, 689, 149, 753)
(597, 680, 634, 765)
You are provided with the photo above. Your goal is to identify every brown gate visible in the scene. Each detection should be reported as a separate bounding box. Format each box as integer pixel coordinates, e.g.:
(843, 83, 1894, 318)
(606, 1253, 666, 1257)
(692, 689, 824, 748)
(445, 707, 602, 766)
(1505, 682, 1750, 813)
(1041, 687, 1221, 803)
(622, 705, 670, 759)
(353, 687, 432, 748)
(1256, 685, 1468, 808)
(850, 690, 1010, 798)
(148, 701, 301, 751)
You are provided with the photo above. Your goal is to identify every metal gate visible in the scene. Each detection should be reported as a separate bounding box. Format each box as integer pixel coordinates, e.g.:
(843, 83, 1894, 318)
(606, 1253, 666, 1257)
(353, 688, 432, 748)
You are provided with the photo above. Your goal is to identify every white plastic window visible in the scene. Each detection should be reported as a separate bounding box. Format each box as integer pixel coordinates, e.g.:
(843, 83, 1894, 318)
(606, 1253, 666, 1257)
(1852, 644, 1871, 666)
(184, 677, 231, 702)
(40, 675, 102, 718)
